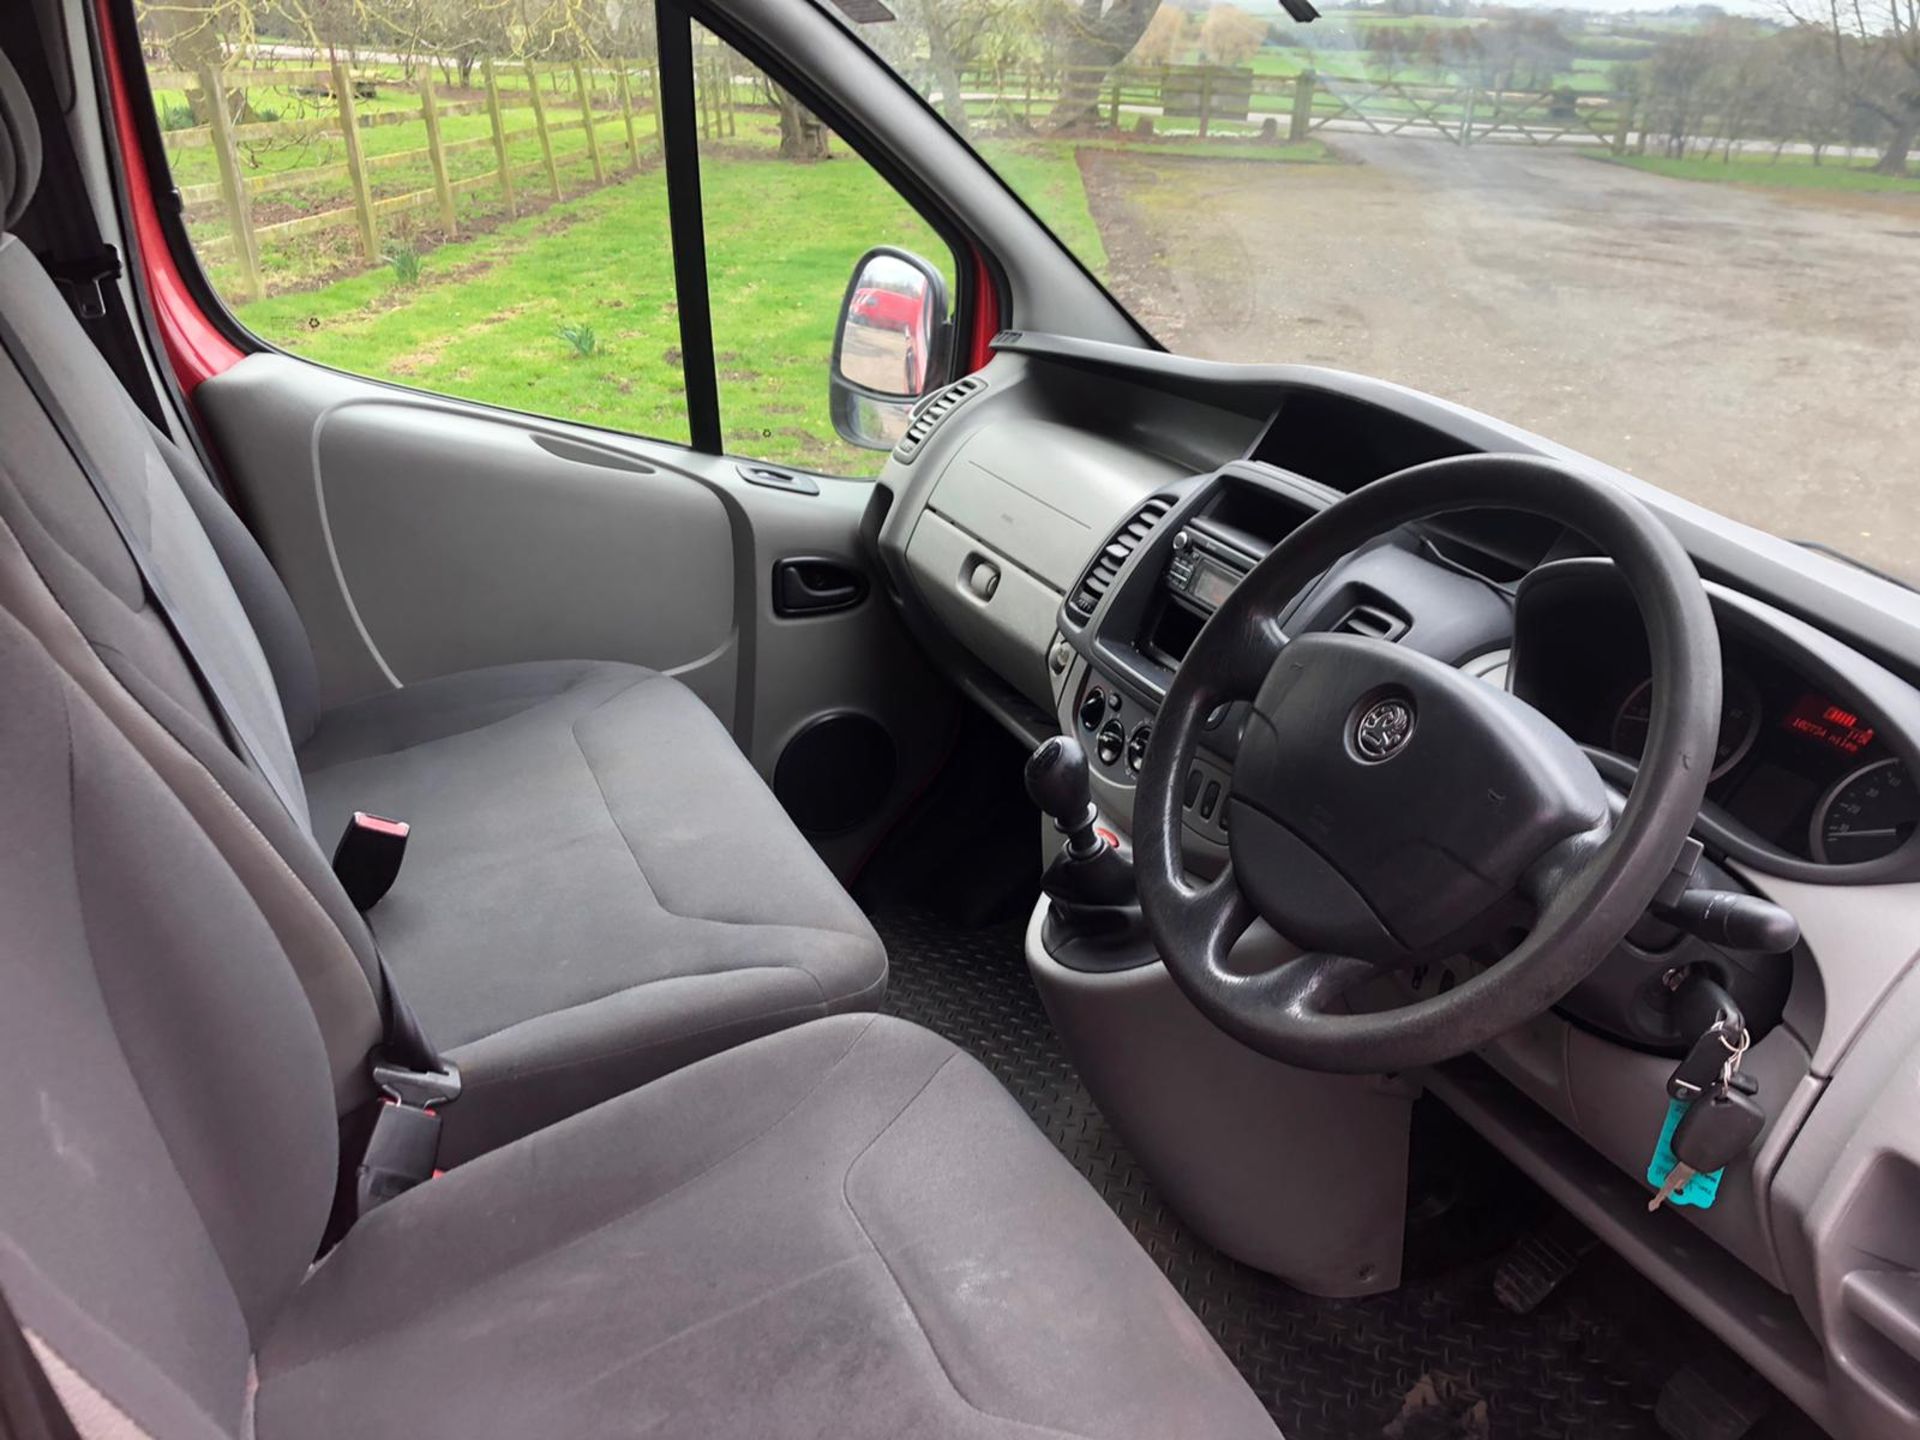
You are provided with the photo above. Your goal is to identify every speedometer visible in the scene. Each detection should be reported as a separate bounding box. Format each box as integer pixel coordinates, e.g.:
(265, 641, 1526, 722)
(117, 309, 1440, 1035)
(1611, 670, 1762, 781)
(1811, 759, 1916, 865)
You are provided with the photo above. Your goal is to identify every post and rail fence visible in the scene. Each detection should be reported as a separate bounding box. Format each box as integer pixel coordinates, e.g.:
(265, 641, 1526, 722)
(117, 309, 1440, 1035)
(952, 61, 1638, 154)
(159, 55, 672, 301)
(167, 50, 1654, 302)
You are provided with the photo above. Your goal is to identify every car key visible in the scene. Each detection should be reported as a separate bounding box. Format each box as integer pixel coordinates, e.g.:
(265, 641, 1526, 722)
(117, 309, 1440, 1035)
(1648, 1087, 1767, 1212)
(1673, 1086, 1766, 1175)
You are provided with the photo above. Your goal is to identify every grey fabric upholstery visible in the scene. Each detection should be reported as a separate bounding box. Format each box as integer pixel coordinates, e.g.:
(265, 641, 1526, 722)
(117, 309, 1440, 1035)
(301, 660, 889, 1163)
(0, 46, 885, 1159)
(0, 610, 337, 1440)
(0, 613, 1280, 1440)
(151, 421, 321, 746)
(261, 1015, 1279, 1440)
(0, 49, 38, 231)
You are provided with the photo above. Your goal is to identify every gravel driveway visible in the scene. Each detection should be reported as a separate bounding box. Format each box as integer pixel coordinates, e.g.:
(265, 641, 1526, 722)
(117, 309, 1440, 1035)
(1084, 137, 1920, 583)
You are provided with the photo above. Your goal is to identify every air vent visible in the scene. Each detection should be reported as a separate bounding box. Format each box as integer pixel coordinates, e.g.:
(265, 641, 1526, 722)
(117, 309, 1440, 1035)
(1067, 496, 1173, 624)
(892, 375, 987, 464)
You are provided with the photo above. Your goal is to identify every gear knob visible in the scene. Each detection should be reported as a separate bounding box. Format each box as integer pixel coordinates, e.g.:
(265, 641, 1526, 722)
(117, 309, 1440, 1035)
(1025, 736, 1101, 857)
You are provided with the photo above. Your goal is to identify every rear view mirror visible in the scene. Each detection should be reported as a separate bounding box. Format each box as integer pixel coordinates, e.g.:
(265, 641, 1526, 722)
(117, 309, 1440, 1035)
(830, 247, 951, 451)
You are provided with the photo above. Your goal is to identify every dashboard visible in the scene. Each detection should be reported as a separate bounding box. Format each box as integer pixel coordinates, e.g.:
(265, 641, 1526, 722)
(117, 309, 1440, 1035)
(870, 329, 1920, 1440)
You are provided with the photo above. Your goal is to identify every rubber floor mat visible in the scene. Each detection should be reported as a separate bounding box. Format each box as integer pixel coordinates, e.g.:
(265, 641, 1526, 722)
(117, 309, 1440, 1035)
(873, 907, 1822, 1440)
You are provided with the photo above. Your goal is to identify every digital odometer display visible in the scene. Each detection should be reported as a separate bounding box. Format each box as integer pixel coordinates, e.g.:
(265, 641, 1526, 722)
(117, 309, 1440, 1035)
(1781, 693, 1877, 755)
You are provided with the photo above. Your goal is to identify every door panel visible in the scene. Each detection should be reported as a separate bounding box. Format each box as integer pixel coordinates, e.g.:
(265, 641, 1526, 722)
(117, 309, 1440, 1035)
(200, 355, 740, 716)
(317, 403, 734, 687)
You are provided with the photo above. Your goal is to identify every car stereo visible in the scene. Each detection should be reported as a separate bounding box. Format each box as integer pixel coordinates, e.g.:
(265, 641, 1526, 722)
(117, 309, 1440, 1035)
(1165, 527, 1251, 612)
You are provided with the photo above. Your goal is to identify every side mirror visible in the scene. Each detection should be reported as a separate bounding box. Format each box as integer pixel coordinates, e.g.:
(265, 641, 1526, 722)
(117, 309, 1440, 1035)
(830, 246, 952, 451)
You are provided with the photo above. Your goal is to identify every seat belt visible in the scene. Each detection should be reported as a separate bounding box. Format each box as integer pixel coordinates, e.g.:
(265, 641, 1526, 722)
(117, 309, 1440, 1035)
(0, 1287, 81, 1440)
(0, 5, 165, 429)
(0, 310, 456, 1210)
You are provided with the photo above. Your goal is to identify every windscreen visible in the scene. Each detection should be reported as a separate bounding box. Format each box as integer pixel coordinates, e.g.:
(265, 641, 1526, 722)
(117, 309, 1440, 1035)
(843, 0, 1920, 587)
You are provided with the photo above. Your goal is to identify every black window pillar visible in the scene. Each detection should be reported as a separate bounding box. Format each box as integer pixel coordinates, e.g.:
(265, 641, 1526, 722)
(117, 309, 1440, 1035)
(655, 0, 723, 455)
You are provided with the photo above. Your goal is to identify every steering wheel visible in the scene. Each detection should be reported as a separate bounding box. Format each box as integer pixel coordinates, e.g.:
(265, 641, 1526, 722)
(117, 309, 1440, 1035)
(1135, 454, 1721, 1074)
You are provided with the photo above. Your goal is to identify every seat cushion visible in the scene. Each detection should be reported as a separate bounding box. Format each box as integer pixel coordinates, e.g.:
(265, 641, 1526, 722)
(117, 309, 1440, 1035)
(257, 1015, 1279, 1440)
(300, 661, 888, 1162)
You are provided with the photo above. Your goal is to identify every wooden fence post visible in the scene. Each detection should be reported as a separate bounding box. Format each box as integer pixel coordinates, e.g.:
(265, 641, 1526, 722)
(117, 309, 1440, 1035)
(1023, 69, 1033, 125)
(200, 63, 262, 302)
(525, 61, 561, 199)
(482, 59, 517, 215)
(573, 62, 606, 183)
(1198, 66, 1212, 138)
(1288, 69, 1315, 142)
(1108, 70, 1122, 128)
(417, 74, 457, 233)
(616, 63, 641, 167)
(648, 63, 663, 154)
(1459, 86, 1477, 148)
(1611, 95, 1634, 156)
(330, 56, 378, 261)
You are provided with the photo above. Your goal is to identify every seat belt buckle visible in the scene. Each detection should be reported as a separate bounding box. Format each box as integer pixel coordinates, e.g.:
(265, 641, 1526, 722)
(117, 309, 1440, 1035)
(371, 1057, 463, 1112)
(356, 1058, 462, 1215)
(332, 811, 409, 912)
(47, 246, 122, 322)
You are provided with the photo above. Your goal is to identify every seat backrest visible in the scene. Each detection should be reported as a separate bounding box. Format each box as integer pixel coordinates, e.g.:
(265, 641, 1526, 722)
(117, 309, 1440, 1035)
(0, 603, 339, 1440)
(0, 42, 317, 818)
(0, 46, 389, 1102)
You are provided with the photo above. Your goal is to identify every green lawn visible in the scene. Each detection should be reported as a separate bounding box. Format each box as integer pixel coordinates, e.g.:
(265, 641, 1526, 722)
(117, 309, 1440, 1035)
(1603, 153, 1920, 195)
(227, 131, 1098, 474)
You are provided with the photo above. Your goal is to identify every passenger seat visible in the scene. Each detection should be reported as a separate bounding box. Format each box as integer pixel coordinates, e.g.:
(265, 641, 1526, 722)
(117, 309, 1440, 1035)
(0, 604, 1285, 1440)
(0, 50, 884, 1161)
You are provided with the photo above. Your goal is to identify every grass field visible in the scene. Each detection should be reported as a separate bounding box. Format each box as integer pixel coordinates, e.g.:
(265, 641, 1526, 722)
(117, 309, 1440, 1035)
(1604, 153, 1920, 196)
(224, 119, 1107, 473)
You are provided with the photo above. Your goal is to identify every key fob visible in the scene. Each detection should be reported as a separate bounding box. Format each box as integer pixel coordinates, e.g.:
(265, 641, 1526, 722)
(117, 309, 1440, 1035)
(1667, 1022, 1741, 1100)
(1672, 1088, 1766, 1177)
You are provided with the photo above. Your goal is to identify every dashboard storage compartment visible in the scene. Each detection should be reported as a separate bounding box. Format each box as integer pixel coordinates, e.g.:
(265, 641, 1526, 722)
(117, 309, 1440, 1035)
(907, 510, 1061, 708)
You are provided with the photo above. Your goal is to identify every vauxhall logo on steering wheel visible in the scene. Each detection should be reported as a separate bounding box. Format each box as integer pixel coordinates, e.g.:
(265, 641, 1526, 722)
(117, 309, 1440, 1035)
(1352, 696, 1416, 762)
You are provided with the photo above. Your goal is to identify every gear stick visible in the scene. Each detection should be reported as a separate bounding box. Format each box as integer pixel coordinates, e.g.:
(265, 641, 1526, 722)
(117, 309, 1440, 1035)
(1025, 736, 1137, 918)
(1025, 735, 1103, 860)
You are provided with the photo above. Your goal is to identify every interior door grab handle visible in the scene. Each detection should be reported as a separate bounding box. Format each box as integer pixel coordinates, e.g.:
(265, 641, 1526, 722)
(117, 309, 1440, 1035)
(774, 557, 868, 617)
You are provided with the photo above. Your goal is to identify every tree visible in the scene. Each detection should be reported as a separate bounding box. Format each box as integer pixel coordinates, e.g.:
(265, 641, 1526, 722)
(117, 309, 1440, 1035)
(1130, 5, 1190, 66)
(1044, 0, 1167, 129)
(1198, 4, 1265, 66)
(1782, 0, 1920, 173)
(1364, 25, 1415, 81)
(773, 85, 831, 158)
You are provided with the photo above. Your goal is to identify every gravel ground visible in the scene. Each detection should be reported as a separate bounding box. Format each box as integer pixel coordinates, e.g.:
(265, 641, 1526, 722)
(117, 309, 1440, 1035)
(1084, 137, 1920, 584)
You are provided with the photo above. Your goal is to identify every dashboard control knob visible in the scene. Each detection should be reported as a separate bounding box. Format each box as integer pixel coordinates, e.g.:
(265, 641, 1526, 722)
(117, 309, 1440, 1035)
(1096, 720, 1126, 767)
(1078, 687, 1106, 731)
(1173, 530, 1192, 552)
(1125, 723, 1153, 773)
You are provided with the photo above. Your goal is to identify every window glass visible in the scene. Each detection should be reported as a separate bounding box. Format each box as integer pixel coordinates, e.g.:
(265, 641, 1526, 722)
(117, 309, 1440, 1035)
(691, 25, 957, 474)
(845, 0, 1920, 586)
(132, 3, 690, 445)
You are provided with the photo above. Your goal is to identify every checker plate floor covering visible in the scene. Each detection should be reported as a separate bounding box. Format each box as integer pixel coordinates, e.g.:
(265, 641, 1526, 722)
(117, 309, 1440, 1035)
(874, 907, 1822, 1440)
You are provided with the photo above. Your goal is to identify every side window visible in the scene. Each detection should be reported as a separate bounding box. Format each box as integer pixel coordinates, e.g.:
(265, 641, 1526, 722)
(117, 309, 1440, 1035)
(691, 27, 957, 475)
(133, 9, 689, 445)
